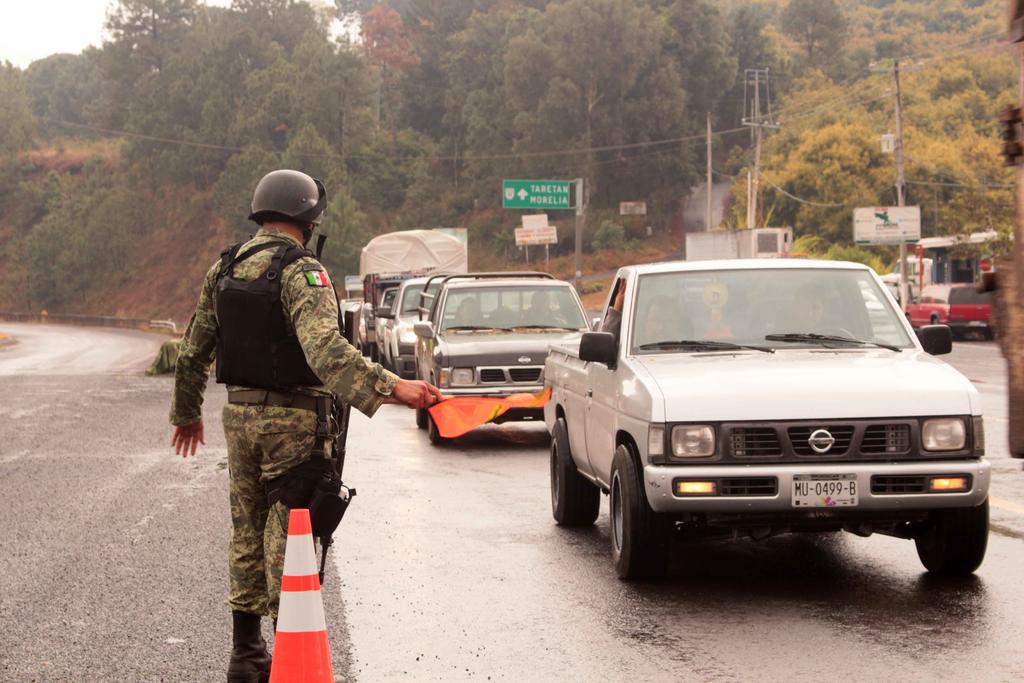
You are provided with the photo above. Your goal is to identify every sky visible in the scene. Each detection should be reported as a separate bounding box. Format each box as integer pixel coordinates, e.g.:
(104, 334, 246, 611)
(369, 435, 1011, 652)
(0, 0, 232, 68)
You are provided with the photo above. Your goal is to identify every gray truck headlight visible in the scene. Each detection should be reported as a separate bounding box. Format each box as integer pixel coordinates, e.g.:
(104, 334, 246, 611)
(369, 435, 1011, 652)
(671, 425, 715, 458)
(450, 367, 475, 386)
(398, 327, 417, 345)
(922, 418, 966, 451)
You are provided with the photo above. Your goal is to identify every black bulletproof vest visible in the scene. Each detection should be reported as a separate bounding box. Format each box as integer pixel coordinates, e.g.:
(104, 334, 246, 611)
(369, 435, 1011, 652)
(214, 240, 324, 390)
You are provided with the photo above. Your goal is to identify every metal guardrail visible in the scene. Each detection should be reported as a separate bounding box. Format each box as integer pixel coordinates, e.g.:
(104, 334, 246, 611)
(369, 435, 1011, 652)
(0, 312, 179, 335)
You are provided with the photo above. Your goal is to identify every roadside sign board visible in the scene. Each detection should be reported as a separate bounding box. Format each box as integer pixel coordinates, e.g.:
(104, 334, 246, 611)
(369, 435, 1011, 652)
(343, 275, 363, 294)
(503, 179, 573, 210)
(515, 224, 558, 246)
(620, 201, 647, 216)
(522, 214, 549, 230)
(853, 206, 921, 245)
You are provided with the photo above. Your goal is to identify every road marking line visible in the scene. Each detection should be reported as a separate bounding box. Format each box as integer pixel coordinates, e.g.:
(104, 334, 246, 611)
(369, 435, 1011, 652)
(991, 495, 1024, 515)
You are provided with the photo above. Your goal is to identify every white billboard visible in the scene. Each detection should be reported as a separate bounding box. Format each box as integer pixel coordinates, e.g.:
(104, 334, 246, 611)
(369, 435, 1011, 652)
(854, 207, 921, 245)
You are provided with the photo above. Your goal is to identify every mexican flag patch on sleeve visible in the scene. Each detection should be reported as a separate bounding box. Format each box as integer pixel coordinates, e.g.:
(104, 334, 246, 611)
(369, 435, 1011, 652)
(304, 270, 330, 287)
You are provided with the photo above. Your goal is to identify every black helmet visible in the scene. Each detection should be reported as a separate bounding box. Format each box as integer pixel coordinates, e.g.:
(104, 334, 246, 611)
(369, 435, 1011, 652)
(248, 169, 327, 226)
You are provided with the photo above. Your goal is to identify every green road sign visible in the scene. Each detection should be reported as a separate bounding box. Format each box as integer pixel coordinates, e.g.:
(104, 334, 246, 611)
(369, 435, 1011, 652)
(502, 179, 574, 210)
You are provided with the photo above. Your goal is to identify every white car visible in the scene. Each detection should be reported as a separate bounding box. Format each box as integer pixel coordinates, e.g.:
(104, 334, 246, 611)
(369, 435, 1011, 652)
(545, 259, 988, 579)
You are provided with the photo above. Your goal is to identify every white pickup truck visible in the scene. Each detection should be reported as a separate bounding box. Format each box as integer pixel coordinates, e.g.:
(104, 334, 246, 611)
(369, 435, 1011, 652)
(545, 259, 989, 579)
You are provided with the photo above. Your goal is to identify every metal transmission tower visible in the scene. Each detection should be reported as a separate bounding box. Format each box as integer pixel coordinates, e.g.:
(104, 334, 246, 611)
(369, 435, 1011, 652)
(742, 68, 780, 229)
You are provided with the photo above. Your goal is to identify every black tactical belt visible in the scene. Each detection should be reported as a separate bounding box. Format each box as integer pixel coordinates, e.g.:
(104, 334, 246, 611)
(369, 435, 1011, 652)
(227, 389, 321, 412)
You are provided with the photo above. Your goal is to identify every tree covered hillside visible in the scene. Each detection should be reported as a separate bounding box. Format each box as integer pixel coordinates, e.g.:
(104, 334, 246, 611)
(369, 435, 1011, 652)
(0, 0, 1014, 319)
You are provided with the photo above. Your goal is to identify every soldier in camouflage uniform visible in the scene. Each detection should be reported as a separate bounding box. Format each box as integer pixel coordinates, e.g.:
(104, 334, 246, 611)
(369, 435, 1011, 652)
(169, 170, 442, 683)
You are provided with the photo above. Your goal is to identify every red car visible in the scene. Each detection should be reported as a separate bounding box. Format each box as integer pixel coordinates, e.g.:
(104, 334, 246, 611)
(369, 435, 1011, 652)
(906, 284, 994, 339)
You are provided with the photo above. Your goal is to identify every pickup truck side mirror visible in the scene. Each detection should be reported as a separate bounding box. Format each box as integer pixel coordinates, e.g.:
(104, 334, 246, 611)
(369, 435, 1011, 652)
(579, 331, 617, 365)
(375, 307, 395, 319)
(414, 321, 435, 340)
(916, 324, 952, 355)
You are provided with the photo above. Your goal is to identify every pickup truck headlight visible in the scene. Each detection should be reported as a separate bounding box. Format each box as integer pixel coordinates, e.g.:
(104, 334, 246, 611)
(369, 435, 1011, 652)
(450, 367, 476, 386)
(671, 425, 715, 458)
(922, 418, 966, 451)
(398, 327, 417, 345)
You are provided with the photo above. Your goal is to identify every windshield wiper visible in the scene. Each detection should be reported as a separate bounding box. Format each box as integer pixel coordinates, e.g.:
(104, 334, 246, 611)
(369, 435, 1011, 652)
(512, 325, 580, 331)
(445, 325, 513, 332)
(765, 332, 902, 352)
(638, 339, 774, 353)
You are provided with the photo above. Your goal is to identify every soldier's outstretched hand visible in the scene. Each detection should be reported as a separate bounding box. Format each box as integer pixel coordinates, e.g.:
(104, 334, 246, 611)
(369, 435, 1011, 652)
(392, 379, 444, 409)
(171, 420, 205, 457)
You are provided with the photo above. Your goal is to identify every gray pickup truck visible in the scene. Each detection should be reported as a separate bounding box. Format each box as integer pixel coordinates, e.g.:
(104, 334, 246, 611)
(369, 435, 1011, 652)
(413, 273, 589, 445)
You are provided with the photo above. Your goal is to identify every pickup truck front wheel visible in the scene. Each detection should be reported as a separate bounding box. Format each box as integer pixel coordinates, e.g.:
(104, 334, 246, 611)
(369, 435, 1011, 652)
(914, 500, 989, 575)
(427, 412, 450, 447)
(610, 445, 671, 580)
(550, 418, 599, 526)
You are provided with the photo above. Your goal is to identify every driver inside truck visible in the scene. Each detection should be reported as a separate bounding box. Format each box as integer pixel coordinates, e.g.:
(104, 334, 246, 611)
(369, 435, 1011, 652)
(636, 295, 690, 347)
(781, 283, 829, 332)
(453, 296, 482, 328)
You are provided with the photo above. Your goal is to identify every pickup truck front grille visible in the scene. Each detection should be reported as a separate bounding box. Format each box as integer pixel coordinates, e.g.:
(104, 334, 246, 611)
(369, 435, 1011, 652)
(789, 426, 855, 455)
(713, 419, 971, 463)
(730, 428, 782, 457)
(479, 369, 505, 383)
(477, 367, 544, 384)
(861, 424, 911, 454)
(719, 477, 778, 496)
(871, 475, 927, 494)
(508, 367, 542, 383)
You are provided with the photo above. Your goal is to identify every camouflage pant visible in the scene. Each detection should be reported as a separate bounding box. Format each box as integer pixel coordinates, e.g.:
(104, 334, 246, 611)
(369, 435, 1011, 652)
(223, 404, 317, 618)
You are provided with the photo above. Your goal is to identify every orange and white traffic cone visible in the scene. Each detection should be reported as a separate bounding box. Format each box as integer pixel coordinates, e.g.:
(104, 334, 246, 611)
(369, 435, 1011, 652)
(269, 508, 333, 683)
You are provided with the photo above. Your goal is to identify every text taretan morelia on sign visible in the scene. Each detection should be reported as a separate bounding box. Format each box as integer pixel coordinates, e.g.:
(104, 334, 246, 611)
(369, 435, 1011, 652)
(502, 180, 573, 210)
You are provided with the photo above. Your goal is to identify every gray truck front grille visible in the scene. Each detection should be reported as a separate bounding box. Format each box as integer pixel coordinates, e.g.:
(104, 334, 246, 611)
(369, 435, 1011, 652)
(479, 369, 505, 383)
(508, 367, 542, 383)
(477, 367, 543, 384)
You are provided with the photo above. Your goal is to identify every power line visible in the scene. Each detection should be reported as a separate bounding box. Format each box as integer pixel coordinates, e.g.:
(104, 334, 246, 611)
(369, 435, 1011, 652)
(42, 115, 752, 163)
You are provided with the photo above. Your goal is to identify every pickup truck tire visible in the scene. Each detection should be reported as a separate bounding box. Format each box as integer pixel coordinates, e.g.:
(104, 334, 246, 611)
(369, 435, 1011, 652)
(550, 418, 599, 526)
(610, 445, 671, 580)
(427, 412, 450, 446)
(416, 408, 428, 429)
(914, 499, 988, 575)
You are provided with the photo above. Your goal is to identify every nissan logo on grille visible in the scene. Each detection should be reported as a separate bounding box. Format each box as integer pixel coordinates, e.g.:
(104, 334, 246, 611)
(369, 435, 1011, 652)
(518, 356, 532, 364)
(808, 429, 836, 454)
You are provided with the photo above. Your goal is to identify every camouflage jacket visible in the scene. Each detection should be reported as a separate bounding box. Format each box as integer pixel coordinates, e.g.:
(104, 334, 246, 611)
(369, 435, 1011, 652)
(170, 228, 398, 426)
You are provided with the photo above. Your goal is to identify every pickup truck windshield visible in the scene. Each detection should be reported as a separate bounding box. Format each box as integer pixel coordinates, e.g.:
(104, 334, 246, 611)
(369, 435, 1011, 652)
(401, 283, 440, 314)
(631, 268, 914, 353)
(440, 285, 587, 332)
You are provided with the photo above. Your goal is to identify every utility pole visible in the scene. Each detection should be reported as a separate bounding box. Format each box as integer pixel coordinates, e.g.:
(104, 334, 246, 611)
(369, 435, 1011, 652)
(706, 112, 713, 231)
(573, 178, 585, 292)
(894, 60, 910, 311)
(997, 0, 1024, 459)
(742, 68, 779, 229)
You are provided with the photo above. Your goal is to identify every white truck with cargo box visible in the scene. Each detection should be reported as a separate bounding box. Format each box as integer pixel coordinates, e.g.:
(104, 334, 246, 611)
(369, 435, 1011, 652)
(358, 229, 468, 359)
(544, 259, 989, 579)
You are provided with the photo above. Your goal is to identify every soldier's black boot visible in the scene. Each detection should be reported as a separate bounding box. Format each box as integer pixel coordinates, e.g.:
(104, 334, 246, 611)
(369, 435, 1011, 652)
(227, 611, 272, 683)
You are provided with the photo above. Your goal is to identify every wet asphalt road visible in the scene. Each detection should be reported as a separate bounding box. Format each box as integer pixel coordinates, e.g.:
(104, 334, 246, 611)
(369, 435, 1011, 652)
(2, 324, 1023, 682)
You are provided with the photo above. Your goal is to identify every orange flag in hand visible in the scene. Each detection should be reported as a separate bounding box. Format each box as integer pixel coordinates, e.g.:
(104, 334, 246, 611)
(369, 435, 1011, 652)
(428, 388, 551, 438)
